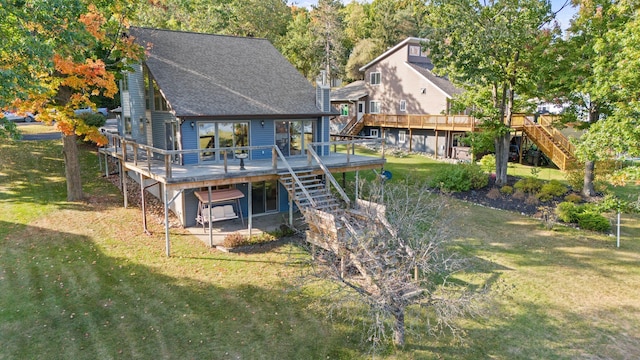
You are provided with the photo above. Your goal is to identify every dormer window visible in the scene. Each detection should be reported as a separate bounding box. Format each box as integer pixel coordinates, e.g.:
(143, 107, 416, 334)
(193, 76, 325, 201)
(409, 46, 421, 56)
(370, 72, 381, 85)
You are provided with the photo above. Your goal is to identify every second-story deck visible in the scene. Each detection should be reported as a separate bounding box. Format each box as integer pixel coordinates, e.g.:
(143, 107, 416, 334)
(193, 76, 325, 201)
(360, 113, 549, 132)
(99, 133, 387, 190)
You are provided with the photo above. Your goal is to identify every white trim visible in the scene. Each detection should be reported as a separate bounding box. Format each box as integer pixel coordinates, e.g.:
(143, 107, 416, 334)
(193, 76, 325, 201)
(399, 130, 407, 144)
(360, 37, 428, 71)
(400, 100, 406, 112)
(370, 128, 379, 138)
(369, 101, 381, 114)
(405, 62, 452, 99)
(370, 72, 381, 85)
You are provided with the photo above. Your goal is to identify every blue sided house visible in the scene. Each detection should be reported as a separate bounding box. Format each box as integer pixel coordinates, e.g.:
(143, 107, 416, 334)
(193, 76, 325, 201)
(101, 27, 385, 253)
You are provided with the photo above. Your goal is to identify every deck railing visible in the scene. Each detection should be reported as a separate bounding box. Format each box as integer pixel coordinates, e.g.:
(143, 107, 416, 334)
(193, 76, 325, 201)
(362, 114, 479, 131)
(100, 132, 385, 181)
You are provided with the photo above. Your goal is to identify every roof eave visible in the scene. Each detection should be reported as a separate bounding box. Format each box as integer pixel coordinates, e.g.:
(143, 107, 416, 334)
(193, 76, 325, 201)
(359, 37, 428, 72)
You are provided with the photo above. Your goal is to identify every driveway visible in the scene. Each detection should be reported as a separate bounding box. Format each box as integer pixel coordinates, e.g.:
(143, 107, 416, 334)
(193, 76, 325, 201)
(17, 122, 62, 141)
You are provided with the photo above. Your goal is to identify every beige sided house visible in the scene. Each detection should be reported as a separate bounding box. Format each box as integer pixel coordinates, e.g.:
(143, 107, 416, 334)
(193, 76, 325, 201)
(333, 37, 471, 159)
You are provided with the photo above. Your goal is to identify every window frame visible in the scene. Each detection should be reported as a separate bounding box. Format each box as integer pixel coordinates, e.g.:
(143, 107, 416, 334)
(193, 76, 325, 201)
(370, 129, 379, 138)
(399, 130, 407, 144)
(369, 101, 381, 114)
(400, 100, 406, 112)
(370, 71, 381, 85)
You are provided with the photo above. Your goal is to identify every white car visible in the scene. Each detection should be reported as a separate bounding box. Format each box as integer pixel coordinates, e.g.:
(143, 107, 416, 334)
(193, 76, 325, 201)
(74, 107, 108, 117)
(2, 111, 35, 122)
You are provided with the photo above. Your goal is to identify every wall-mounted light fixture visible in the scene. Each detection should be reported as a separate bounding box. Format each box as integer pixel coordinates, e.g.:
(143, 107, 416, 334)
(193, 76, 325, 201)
(261, 120, 265, 128)
(190, 121, 195, 128)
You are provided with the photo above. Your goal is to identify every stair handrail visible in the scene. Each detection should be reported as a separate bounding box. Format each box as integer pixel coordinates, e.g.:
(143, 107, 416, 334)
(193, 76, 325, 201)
(273, 145, 317, 207)
(534, 116, 576, 155)
(340, 115, 362, 136)
(306, 144, 351, 207)
(521, 120, 573, 170)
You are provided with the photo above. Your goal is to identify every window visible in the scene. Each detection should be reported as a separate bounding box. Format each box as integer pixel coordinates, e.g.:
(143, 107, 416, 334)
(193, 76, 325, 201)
(370, 72, 381, 85)
(340, 104, 349, 117)
(400, 100, 406, 112)
(409, 45, 421, 56)
(399, 130, 406, 144)
(121, 76, 129, 92)
(153, 81, 169, 112)
(198, 121, 249, 162)
(370, 129, 379, 138)
(369, 101, 381, 114)
(124, 116, 132, 136)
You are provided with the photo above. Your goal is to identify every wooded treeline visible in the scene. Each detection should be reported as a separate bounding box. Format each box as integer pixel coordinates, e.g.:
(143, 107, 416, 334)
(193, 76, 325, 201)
(132, 0, 429, 83)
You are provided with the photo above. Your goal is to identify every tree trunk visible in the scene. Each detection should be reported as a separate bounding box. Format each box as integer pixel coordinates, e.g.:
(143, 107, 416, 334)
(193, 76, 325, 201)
(63, 133, 84, 201)
(392, 307, 405, 346)
(495, 134, 510, 185)
(582, 159, 596, 197)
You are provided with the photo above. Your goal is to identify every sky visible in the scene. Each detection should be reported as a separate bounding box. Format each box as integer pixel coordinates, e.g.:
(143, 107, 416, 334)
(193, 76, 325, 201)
(289, 0, 577, 30)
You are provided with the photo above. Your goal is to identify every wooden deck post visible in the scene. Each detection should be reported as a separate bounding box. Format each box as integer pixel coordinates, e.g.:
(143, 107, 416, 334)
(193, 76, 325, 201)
(122, 161, 128, 209)
(272, 147, 277, 169)
(409, 128, 413, 152)
(434, 130, 439, 160)
(164, 184, 170, 257)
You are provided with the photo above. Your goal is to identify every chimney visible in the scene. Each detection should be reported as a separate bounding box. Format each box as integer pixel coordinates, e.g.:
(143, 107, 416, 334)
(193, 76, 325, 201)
(316, 71, 330, 112)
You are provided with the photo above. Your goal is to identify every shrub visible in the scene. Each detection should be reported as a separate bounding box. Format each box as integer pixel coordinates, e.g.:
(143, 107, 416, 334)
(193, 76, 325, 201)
(486, 187, 501, 200)
(537, 180, 568, 202)
(514, 177, 544, 194)
(577, 212, 611, 232)
(222, 232, 246, 248)
(77, 112, 107, 128)
(556, 201, 583, 223)
(479, 154, 496, 173)
(564, 193, 582, 203)
(512, 190, 526, 200)
(525, 194, 539, 206)
(500, 185, 513, 195)
(428, 163, 488, 192)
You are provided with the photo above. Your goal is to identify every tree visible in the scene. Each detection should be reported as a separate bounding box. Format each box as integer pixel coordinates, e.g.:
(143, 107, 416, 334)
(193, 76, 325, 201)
(425, 0, 553, 185)
(2, 1, 142, 201)
(276, 7, 320, 80)
(310, 0, 347, 84)
(370, 0, 425, 49)
(304, 180, 479, 348)
(344, 38, 383, 81)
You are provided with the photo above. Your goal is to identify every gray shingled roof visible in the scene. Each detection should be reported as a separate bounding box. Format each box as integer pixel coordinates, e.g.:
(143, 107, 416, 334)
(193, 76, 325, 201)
(406, 62, 461, 98)
(330, 80, 368, 101)
(129, 27, 324, 118)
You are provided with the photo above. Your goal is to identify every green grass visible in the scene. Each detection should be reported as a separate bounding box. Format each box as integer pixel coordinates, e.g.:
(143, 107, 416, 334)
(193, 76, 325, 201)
(2, 137, 640, 359)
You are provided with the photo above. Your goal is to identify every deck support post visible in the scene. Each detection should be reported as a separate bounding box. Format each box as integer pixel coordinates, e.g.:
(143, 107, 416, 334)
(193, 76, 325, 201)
(435, 130, 439, 160)
(207, 187, 213, 247)
(248, 182, 253, 238)
(289, 194, 293, 226)
(164, 184, 170, 257)
(141, 175, 148, 234)
(355, 171, 359, 201)
(122, 162, 128, 208)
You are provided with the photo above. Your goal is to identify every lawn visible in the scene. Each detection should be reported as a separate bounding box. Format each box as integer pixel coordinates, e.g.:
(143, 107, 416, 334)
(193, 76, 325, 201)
(1, 136, 639, 359)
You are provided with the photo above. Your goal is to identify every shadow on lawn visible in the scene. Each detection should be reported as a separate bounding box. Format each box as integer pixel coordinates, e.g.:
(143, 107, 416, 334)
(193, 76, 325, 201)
(0, 220, 361, 359)
(0, 140, 122, 211)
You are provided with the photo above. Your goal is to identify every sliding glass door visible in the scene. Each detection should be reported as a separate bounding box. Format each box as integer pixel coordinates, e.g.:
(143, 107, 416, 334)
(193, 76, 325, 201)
(252, 180, 278, 214)
(275, 120, 315, 157)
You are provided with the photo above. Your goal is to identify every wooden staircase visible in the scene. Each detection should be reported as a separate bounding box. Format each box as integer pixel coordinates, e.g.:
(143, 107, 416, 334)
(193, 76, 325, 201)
(521, 116, 576, 170)
(279, 172, 343, 213)
(339, 116, 365, 136)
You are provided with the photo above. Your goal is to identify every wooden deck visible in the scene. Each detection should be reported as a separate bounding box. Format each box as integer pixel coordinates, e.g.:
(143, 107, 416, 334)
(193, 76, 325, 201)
(99, 135, 386, 190)
(360, 113, 559, 132)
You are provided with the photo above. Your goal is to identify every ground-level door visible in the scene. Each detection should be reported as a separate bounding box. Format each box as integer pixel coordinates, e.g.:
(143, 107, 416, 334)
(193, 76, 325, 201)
(251, 180, 278, 215)
(357, 101, 365, 121)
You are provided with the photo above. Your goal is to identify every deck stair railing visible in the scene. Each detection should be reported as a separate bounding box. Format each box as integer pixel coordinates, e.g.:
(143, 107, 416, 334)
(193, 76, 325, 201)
(279, 145, 351, 217)
(340, 115, 365, 136)
(521, 116, 576, 170)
